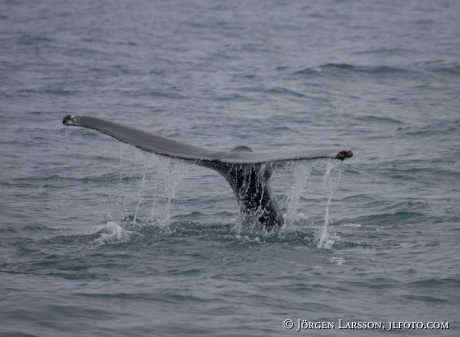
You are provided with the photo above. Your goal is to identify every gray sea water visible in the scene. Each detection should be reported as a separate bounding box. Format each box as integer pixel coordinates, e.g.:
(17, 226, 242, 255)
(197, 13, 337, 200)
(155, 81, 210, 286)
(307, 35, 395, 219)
(1, 0, 460, 336)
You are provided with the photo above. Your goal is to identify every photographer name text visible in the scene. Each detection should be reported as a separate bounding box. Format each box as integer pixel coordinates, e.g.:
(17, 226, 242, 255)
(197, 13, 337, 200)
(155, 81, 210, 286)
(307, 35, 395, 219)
(283, 319, 449, 332)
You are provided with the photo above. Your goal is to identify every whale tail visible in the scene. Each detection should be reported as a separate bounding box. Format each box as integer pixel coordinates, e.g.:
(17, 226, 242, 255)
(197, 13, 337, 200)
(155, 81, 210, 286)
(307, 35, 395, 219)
(63, 115, 353, 228)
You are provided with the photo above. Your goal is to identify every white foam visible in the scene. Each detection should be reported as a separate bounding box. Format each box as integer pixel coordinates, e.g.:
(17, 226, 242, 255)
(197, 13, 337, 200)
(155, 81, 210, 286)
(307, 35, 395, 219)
(92, 221, 140, 245)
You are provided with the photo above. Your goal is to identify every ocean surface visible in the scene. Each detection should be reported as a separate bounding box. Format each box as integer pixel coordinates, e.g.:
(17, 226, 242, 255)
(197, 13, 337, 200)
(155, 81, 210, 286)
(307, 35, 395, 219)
(1, 0, 459, 336)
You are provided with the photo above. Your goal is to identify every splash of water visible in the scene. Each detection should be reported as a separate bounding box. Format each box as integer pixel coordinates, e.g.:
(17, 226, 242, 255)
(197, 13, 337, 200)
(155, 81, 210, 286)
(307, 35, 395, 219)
(133, 152, 150, 225)
(155, 157, 189, 228)
(103, 147, 189, 231)
(99, 146, 344, 244)
(92, 221, 140, 245)
(283, 161, 313, 231)
(317, 160, 342, 249)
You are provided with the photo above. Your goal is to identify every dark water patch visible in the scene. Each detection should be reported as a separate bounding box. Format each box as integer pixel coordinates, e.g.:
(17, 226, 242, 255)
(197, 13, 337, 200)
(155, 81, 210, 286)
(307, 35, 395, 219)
(266, 87, 309, 98)
(401, 122, 460, 138)
(234, 230, 317, 246)
(17, 34, 55, 45)
(407, 277, 460, 288)
(331, 239, 371, 250)
(74, 291, 176, 303)
(354, 211, 426, 227)
(233, 87, 314, 107)
(321, 63, 357, 71)
(15, 88, 73, 97)
(14, 88, 75, 97)
(401, 294, 452, 304)
(0, 225, 21, 236)
(326, 63, 410, 74)
(63, 171, 147, 184)
(344, 277, 399, 291)
(380, 201, 429, 215)
(0, 331, 37, 337)
(292, 63, 423, 81)
(354, 47, 415, 57)
(418, 60, 460, 75)
(123, 88, 188, 100)
(215, 93, 252, 102)
(44, 89, 73, 96)
(356, 115, 404, 125)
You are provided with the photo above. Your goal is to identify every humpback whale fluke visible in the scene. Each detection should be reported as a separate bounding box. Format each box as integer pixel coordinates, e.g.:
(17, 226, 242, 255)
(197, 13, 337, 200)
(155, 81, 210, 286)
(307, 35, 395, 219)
(63, 115, 353, 228)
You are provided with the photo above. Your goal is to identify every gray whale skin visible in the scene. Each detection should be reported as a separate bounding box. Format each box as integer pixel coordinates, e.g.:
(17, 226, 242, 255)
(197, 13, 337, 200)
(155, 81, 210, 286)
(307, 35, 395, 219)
(63, 115, 353, 228)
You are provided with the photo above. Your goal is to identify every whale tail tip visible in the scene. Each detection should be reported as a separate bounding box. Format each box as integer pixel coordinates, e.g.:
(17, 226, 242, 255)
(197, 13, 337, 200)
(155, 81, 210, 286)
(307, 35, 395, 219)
(335, 150, 353, 160)
(63, 115, 78, 126)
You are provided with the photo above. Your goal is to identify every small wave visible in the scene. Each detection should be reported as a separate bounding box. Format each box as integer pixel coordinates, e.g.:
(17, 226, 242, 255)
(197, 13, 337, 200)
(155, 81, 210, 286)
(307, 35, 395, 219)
(321, 63, 414, 75)
(413, 60, 460, 75)
(236, 86, 308, 99)
(293, 63, 418, 77)
(330, 256, 346, 265)
(267, 87, 309, 98)
(18, 34, 54, 45)
(92, 221, 141, 245)
(356, 115, 404, 125)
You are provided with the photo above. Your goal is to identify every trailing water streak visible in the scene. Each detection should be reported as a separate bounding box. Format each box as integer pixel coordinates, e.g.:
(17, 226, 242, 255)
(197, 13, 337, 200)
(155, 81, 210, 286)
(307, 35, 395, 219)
(318, 160, 342, 248)
(284, 161, 313, 230)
